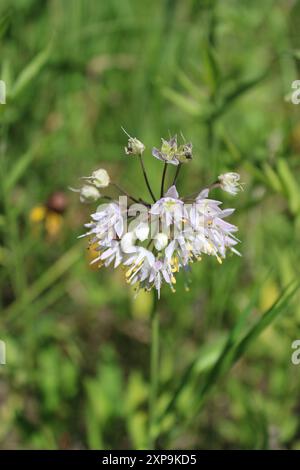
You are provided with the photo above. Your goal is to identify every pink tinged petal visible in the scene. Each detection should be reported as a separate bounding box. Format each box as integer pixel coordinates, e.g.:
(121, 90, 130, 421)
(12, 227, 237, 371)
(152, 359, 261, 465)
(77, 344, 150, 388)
(189, 206, 198, 226)
(161, 268, 171, 284)
(150, 202, 161, 215)
(197, 188, 210, 199)
(115, 219, 124, 238)
(152, 148, 165, 161)
(114, 255, 122, 268)
(155, 272, 162, 290)
(100, 248, 114, 260)
(168, 135, 177, 147)
(164, 185, 179, 199)
(168, 158, 180, 166)
(216, 218, 238, 232)
(165, 240, 176, 260)
(218, 208, 235, 218)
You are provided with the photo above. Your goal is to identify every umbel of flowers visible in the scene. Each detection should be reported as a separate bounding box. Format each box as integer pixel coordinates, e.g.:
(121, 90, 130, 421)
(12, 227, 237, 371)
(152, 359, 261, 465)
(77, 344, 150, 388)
(73, 131, 243, 298)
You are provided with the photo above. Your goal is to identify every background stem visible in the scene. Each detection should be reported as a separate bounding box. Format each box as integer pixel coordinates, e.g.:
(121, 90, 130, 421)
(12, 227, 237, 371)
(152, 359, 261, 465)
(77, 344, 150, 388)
(148, 297, 159, 449)
(139, 154, 156, 202)
(172, 163, 182, 186)
(160, 162, 168, 197)
(111, 182, 143, 204)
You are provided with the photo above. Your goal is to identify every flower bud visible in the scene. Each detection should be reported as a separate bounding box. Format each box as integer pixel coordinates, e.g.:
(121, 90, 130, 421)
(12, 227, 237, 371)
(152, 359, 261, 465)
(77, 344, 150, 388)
(154, 232, 168, 251)
(218, 172, 242, 195)
(90, 169, 110, 188)
(125, 137, 145, 156)
(80, 185, 101, 203)
(177, 143, 193, 163)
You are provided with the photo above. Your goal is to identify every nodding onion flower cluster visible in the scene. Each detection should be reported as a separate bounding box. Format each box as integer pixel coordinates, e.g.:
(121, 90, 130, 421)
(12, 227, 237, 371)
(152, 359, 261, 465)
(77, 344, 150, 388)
(74, 131, 243, 298)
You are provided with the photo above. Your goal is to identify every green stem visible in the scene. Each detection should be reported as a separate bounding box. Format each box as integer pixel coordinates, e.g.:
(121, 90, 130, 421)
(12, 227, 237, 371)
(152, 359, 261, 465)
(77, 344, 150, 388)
(172, 163, 182, 187)
(160, 162, 168, 197)
(139, 154, 156, 203)
(111, 182, 146, 205)
(148, 298, 159, 449)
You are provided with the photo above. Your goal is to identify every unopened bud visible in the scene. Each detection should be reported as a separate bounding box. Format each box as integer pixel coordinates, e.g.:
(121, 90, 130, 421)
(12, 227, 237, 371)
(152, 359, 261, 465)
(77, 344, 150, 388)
(91, 169, 110, 188)
(218, 172, 242, 195)
(80, 185, 101, 203)
(82, 168, 110, 188)
(154, 232, 168, 251)
(122, 127, 145, 155)
(125, 137, 145, 156)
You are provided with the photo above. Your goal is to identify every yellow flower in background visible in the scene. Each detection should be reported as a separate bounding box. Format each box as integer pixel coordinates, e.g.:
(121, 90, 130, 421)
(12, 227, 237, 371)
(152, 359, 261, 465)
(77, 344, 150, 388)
(45, 212, 63, 238)
(29, 205, 46, 223)
(29, 191, 68, 241)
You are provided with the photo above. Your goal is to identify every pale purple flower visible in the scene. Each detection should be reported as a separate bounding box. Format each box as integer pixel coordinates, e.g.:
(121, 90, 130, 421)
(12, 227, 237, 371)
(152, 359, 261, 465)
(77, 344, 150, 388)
(76, 130, 242, 298)
(152, 135, 179, 165)
(150, 186, 186, 229)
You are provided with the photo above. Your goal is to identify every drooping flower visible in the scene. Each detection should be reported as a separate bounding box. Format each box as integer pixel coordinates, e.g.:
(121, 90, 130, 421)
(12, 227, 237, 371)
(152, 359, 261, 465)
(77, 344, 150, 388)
(82, 168, 110, 188)
(79, 185, 101, 203)
(218, 172, 243, 195)
(75, 130, 243, 298)
(82, 202, 124, 243)
(122, 128, 145, 156)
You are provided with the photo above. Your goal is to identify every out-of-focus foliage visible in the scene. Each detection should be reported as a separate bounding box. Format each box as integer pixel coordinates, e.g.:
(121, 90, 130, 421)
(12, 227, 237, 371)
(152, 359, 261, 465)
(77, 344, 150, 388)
(1, 0, 300, 450)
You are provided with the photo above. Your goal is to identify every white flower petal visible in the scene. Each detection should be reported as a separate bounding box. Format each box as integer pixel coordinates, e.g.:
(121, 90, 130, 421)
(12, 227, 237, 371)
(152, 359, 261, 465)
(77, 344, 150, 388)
(164, 185, 179, 199)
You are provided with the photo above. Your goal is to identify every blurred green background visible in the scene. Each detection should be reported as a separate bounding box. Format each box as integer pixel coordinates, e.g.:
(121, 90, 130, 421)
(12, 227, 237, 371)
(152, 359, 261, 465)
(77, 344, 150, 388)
(1, 0, 300, 450)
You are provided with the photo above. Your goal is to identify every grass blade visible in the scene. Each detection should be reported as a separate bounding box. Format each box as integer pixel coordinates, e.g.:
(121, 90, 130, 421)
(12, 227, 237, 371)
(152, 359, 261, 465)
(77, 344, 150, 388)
(10, 42, 52, 100)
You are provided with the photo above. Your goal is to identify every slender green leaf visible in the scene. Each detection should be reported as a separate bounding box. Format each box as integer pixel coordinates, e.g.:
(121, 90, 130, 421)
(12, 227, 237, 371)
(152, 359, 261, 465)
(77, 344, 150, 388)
(277, 158, 300, 214)
(5, 144, 39, 191)
(10, 42, 53, 99)
(212, 69, 270, 120)
(0, 6, 13, 39)
(159, 278, 265, 422)
(161, 87, 202, 116)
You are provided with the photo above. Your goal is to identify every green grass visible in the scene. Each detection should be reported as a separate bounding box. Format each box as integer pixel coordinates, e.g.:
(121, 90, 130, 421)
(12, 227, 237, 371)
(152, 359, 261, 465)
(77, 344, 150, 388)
(1, 0, 300, 450)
